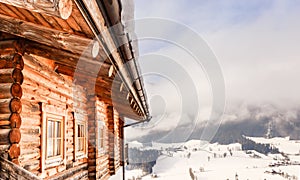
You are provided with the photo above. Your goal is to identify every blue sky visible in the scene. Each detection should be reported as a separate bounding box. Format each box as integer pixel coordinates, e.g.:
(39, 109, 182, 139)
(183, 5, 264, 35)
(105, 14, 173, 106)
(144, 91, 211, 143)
(135, 0, 275, 32)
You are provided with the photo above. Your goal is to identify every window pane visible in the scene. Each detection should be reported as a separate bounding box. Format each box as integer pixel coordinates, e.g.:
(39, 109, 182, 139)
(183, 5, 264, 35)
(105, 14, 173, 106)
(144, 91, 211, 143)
(48, 121, 53, 138)
(80, 138, 83, 151)
(56, 121, 61, 138)
(98, 123, 104, 149)
(47, 118, 63, 158)
(56, 139, 61, 156)
(77, 125, 80, 137)
(47, 139, 53, 157)
(78, 138, 83, 151)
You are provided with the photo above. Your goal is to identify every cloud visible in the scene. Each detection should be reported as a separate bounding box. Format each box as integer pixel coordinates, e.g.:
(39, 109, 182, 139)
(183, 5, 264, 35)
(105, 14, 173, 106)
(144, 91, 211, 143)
(126, 0, 300, 140)
(135, 0, 300, 107)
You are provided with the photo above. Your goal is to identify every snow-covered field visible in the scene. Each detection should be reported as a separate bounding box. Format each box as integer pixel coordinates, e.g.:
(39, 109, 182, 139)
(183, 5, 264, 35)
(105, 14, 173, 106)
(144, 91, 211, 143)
(110, 137, 300, 180)
(247, 136, 300, 155)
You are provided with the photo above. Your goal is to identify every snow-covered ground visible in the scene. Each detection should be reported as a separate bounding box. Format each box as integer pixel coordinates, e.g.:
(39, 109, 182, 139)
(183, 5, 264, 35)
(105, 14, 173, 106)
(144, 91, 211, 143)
(247, 136, 300, 155)
(110, 137, 300, 180)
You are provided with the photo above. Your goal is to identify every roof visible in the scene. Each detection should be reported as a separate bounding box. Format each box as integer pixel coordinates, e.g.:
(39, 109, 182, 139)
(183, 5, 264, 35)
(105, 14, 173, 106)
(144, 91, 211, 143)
(0, 0, 149, 120)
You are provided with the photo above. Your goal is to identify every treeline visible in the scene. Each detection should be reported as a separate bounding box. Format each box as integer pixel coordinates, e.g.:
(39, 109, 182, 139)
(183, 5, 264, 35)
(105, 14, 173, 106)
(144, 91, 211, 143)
(239, 136, 279, 155)
(127, 148, 160, 174)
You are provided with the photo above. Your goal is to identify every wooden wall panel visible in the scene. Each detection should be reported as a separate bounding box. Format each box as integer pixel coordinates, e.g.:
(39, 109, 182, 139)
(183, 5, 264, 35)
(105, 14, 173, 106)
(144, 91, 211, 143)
(19, 54, 89, 178)
(0, 36, 121, 180)
(0, 39, 24, 166)
(96, 99, 110, 180)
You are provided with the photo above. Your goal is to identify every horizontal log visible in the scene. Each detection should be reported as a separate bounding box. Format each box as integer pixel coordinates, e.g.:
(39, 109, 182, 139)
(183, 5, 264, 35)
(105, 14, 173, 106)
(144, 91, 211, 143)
(0, 144, 10, 151)
(20, 152, 40, 163)
(22, 85, 70, 107)
(20, 114, 40, 126)
(0, 98, 11, 114)
(0, 13, 91, 55)
(0, 129, 10, 145)
(24, 41, 107, 75)
(20, 147, 39, 156)
(0, 68, 13, 83)
(0, 120, 10, 126)
(0, 83, 12, 99)
(21, 101, 41, 115)
(0, 40, 17, 54)
(0, 54, 15, 69)
(19, 141, 40, 149)
(23, 54, 72, 87)
(22, 61, 72, 95)
(0, 0, 73, 19)
(21, 159, 40, 172)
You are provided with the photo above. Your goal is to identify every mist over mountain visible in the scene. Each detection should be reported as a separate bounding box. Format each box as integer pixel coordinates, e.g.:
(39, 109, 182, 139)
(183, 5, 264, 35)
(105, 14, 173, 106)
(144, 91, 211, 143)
(129, 103, 300, 144)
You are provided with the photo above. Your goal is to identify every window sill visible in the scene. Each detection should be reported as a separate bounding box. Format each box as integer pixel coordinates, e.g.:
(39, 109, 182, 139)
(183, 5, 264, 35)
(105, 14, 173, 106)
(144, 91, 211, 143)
(45, 157, 64, 169)
(75, 152, 87, 160)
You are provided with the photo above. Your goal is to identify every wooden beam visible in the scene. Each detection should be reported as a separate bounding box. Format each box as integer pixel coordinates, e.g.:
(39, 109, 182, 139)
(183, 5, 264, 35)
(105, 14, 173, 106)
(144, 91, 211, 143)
(0, 13, 91, 55)
(24, 39, 110, 75)
(0, 0, 73, 19)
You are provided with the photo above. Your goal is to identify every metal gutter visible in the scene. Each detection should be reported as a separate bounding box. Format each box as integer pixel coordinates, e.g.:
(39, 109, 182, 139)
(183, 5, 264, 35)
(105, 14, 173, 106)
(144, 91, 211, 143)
(74, 0, 149, 120)
(96, 0, 149, 118)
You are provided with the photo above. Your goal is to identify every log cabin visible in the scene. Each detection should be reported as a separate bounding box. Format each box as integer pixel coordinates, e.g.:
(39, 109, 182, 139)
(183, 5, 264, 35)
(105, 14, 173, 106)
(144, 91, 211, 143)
(0, 0, 149, 179)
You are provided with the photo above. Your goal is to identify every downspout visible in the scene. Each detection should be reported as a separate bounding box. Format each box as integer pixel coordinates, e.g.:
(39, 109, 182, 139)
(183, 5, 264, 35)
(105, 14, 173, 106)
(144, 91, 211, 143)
(122, 116, 152, 180)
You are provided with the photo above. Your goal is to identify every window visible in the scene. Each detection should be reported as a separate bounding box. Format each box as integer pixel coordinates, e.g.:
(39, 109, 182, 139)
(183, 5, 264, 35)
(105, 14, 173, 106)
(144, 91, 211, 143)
(47, 118, 62, 158)
(98, 121, 105, 151)
(74, 112, 87, 159)
(40, 103, 66, 172)
(77, 124, 85, 152)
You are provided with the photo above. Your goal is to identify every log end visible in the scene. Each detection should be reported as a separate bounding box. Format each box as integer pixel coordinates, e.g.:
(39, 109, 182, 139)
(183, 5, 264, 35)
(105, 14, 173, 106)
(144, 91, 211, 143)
(92, 41, 100, 58)
(8, 144, 20, 159)
(13, 54, 24, 70)
(11, 83, 22, 99)
(12, 69, 23, 84)
(59, 0, 73, 20)
(9, 128, 21, 144)
(9, 98, 22, 114)
(11, 158, 20, 165)
(10, 113, 21, 128)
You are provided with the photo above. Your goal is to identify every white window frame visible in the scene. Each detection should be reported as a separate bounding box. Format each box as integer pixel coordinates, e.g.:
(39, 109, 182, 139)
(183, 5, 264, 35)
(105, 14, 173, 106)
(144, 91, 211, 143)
(41, 103, 66, 172)
(97, 120, 106, 154)
(74, 112, 88, 160)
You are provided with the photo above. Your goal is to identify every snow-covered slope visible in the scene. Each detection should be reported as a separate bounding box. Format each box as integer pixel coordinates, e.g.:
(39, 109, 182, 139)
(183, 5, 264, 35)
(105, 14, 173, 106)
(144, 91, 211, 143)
(247, 136, 300, 155)
(110, 138, 300, 180)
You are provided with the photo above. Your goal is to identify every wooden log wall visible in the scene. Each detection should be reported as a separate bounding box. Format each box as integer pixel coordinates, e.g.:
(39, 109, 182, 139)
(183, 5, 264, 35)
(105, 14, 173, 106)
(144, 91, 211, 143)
(87, 95, 112, 180)
(0, 36, 123, 180)
(0, 156, 41, 180)
(113, 109, 121, 170)
(19, 54, 88, 178)
(107, 105, 115, 175)
(87, 94, 97, 179)
(0, 0, 73, 20)
(0, 39, 24, 166)
(119, 117, 124, 166)
(95, 99, 109, 180)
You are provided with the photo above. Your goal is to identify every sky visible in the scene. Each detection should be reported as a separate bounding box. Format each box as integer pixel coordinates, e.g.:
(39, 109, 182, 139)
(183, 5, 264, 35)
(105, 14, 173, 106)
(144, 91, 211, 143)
(124, 0, 300, 141)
